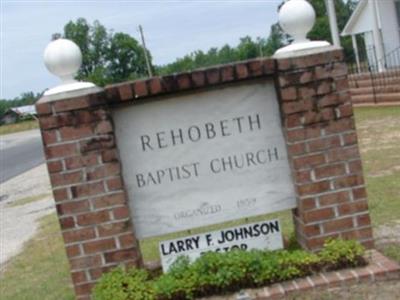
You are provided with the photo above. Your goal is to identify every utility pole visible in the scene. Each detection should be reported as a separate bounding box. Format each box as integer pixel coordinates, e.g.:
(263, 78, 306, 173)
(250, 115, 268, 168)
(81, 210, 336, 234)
(138, 25, 153, 77)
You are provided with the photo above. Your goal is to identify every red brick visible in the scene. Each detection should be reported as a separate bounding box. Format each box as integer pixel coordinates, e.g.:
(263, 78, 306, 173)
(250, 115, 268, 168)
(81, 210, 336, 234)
(335, 77, 349, 92)
(206, 68, 220, 84)
(57, 200, 90, 215)
(295, 170, 311, 184)
(302, 224, 321, 237)
(317, 80, 332, 95)
(300, 198, 316, 211)
(262, 59, 275, 74)
(95, 120, 113, 135)
(42, 130, 58, 145)
(323, 217, 354, 233)
(53, 188, 69, 202)
(356, 214, 372, 227)
(332, 63, 348, 77)
(325, 118, 355, 134)
(77, 210, 110, 226)
(235, 63, 249, 79)
(45, 143, 78, 159)
(97, 221, 131, 237)
(176, 73, 191, 90)
(328, 146, 359, 162)
(53, 96, 94, 113)
(80, 135, 115, 153)
(107, 177, 123, 191)
(89, 266, 115, 280)
(104, 248, 138, 263)
(285, 114, 302, 128)
(287, 127, 321, 142)
(342, 132, 358, 145)
(63, 228, 96, 243)
(318, 93, 339, 107)
(65, 154, 98, 170)
(293, 153, 325, 170)
(148, 77, 163, 95)
(36, 102, 52, 115)
(92, 193, 126, 209)
(319, 191, 350, 206)
(70, 255, 102, 270)
(303, 207, 335, 223)
(191, 71, 206, 87)
(349, 160, 363, 173)
(118, 83, 133, 101)
(280, 87, 297, 101)
(314, 163, 346, 179)
(335, 104, 353, 118)
(338, 200, 369, 215)
(300, 71, 314, 84)
(47, 160, 63, 173)
(308, 135, 341, 152)
(101, 149, 118, 163)
(60, 216, 76, 229)
(282, 99, 313, 114)
(353, 187, 367, 200)
(87, 163, 120, 180)
(221, 65, 234, 82)
(299, 86, 316, 98)
(287, 142, 306, 155)
(71, 182, 105, 198)
(119, 233, 137, 248)
(133, 80, 148, 97)
(112, 207, 130, 219)
(309, 274, 328, 288)
(334, 174, 364, 189)
(323, 272, 342, 288)
(71, 271, 87, 285)
(51, 171, 83, 187)
(247, 60, 263, 76)
(66, 244, 81, 258)
(74, 283, 96, 297)
(306, 233, 339, 250)
(341, 227, 373, 240)
(83, 238, 116, 254)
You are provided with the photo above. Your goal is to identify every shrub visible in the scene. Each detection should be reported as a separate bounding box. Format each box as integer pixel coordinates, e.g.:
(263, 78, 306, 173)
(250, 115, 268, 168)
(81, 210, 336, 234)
(93, 239, 366, 300)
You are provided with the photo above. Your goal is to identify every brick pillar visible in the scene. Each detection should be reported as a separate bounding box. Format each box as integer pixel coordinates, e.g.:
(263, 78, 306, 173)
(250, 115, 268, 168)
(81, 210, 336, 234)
(36, 90, 141, 300)
(275, 49, 374, 251)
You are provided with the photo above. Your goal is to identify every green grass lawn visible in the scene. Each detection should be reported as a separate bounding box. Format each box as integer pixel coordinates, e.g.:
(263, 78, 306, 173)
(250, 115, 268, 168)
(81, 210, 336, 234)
(1, 106, 399, 299)
(0, 214, 74, 300)
(0, 120, 39, 135)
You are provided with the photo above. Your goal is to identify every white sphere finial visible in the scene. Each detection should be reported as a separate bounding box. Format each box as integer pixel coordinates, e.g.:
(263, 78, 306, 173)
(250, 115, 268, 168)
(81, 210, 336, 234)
(43, 38, 95, 96)
(279, 0, 315, 44)
(274, 0, 331, 58)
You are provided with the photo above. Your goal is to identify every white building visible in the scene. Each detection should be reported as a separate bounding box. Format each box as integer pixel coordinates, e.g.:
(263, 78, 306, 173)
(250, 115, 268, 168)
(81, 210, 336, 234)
(342, 0, 400, 71)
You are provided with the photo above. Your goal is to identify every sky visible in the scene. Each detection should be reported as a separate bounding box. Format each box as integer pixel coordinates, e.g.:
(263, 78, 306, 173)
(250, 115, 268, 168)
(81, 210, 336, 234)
(1, 0, 281, 100)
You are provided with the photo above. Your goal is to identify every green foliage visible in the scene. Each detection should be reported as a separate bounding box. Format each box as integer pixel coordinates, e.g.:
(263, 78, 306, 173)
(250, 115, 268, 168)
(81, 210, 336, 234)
(0, 92, 41, 120)
(54, 18, 151, 86)
(92, 267, 156, 300)
(319, 238, 366, 270)
(93, 239, 366, 300)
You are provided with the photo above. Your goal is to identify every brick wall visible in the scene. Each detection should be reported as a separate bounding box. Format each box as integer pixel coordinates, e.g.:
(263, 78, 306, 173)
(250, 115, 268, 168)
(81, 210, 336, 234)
(36, 48, 373, 299)
(36, 94, 140, 300)
(276, 50, 374, 251)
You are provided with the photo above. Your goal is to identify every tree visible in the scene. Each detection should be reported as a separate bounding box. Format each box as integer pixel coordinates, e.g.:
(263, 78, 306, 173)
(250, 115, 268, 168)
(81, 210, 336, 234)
(54, 18, 151, 86)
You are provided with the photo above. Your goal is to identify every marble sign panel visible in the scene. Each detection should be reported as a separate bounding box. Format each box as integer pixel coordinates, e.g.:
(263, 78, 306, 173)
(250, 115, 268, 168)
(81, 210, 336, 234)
(113, 81, 297, 238)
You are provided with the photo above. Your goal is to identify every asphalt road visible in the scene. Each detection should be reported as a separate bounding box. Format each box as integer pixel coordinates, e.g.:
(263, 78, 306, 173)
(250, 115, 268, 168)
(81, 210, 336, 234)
(0, 129, 45, 184)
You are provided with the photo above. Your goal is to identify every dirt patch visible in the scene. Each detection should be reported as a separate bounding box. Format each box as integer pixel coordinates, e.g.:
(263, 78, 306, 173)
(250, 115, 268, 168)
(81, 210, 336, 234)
(0, 164, 54, 269)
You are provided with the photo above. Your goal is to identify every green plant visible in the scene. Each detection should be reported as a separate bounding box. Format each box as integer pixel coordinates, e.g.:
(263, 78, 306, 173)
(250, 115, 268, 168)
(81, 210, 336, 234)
(93, 239, 366, 300)
(92, 267, 156, 300)
(319, 238, 367, 271)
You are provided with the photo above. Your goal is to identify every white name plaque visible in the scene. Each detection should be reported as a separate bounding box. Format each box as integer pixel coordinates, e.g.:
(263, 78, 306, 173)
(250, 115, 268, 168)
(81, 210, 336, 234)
(159, 219, 284, 272)
(113, 81, 296, 238)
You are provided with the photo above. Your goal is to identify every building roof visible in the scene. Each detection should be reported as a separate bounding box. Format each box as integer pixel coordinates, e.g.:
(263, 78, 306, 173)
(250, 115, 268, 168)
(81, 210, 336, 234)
(342, 0, 372, 36)
(10, 105, 36, 115)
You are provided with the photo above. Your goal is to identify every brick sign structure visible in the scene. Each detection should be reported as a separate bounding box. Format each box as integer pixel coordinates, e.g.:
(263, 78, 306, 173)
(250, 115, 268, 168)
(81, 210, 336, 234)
(36, 47, 374, 299)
